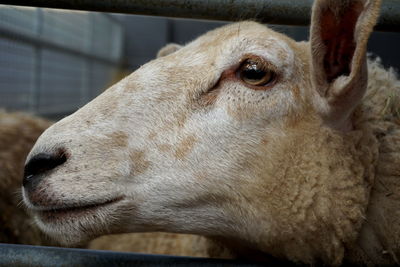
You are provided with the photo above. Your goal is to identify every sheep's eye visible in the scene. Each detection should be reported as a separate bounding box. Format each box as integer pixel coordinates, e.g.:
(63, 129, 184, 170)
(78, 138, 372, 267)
(238, 59, 275, 87)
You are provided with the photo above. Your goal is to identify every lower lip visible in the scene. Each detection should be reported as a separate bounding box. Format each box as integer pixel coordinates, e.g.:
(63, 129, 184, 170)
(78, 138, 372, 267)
(36, 198, 123, 222)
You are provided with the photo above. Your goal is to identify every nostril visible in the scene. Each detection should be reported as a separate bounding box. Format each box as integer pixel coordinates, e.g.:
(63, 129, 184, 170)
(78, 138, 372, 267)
(23, 151, 67, 187)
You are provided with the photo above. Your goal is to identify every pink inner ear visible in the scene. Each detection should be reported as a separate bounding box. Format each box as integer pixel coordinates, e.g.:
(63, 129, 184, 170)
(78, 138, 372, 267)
(320, 2, 363, 83)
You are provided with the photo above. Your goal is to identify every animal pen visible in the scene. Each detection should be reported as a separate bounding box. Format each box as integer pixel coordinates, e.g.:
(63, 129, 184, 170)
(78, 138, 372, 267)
(0, 0, 399, 266)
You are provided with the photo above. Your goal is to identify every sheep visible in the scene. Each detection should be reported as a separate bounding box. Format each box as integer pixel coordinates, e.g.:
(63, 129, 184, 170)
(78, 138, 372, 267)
(0, 111, 52, 245)
(20, 0, 400, 264)
(88, 233, 212, 257)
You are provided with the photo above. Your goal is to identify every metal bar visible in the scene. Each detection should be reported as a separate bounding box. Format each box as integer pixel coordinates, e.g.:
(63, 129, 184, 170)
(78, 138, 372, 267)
(29, 8, 41, 113)
(0, 0, 399, 32)
(32, 8, 43, 114)
(0, 243, 270, 267)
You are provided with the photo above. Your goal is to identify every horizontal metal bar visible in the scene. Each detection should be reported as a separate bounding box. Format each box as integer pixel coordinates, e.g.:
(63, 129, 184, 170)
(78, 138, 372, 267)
(0, 0, 399, 32)
(0, 243, 271, 266)
(0, 25, 120, 66)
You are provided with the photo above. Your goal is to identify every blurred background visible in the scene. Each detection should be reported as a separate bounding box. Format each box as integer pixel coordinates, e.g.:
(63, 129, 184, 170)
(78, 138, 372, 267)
(0, 4, 399, 119)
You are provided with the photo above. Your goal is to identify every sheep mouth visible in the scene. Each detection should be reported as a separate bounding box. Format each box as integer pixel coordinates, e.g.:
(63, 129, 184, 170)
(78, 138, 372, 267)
(35, 197, 123, 222)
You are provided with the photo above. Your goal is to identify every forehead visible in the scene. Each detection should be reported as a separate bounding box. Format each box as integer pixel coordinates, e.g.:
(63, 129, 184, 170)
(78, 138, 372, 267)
(180, 21, 299, 70)
(196, 21, 294, 44)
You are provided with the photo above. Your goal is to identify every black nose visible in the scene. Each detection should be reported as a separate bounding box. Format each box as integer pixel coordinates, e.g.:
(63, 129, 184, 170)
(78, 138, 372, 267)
(23, 152, 67, 187)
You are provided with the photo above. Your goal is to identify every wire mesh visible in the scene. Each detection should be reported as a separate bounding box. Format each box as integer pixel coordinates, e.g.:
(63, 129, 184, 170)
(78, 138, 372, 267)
(0, 38, 35, 110)
(0, 4, 123, 117)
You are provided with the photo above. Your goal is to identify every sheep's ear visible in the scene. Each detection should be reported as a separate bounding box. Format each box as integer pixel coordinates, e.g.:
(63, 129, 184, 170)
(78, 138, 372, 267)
(310, 0, 381, 130)
(156, 43, 182, 58)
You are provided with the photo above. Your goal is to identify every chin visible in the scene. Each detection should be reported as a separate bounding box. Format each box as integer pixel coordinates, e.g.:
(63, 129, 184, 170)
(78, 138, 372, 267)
(31, 197, 130, 246)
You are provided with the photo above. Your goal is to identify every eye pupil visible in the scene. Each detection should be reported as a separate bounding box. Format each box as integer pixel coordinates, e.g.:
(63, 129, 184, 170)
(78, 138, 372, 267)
(238, 59, 275, 87)
(242, 66, 266, 81)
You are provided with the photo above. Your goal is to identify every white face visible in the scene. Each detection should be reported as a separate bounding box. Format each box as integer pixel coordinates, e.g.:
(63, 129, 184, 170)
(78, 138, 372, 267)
(23, 22, 307, 245)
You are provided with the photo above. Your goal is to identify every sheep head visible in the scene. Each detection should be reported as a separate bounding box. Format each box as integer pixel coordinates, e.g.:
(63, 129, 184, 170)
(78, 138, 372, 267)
(22, 0, 381, 264)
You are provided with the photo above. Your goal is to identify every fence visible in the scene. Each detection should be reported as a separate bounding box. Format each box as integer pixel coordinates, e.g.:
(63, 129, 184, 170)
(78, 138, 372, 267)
(0, 0, 399, 266)
(1, 0, 400, 31)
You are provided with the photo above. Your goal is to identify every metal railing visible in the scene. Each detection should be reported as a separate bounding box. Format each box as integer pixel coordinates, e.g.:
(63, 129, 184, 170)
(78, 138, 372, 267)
(0, 0, 399, 32)
(0, 243, 271, 267)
